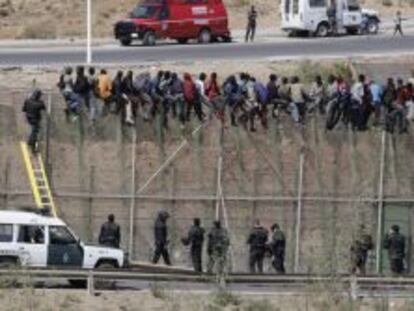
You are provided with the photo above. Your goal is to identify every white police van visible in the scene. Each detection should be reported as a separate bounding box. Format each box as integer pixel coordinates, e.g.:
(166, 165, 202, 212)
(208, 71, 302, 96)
(0, 210, 125, 270)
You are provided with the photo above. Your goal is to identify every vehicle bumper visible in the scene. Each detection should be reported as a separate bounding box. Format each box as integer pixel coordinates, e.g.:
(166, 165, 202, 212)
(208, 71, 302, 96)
(114, 22, 144, 40)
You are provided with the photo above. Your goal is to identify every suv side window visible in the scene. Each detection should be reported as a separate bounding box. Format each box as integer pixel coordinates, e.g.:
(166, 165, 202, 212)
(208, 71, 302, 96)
(49, 226, 77, 245)
(0, 224, 13, 242)
(17, 225, 45, 244)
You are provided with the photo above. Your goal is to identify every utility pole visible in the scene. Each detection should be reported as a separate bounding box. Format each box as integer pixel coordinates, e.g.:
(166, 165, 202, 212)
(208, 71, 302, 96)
(87, 0, 92, 64)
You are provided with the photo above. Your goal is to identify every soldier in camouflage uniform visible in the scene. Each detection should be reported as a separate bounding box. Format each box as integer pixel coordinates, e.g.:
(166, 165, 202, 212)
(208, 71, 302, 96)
(182, 218, 205, 273)
(269, 223, 286, 274)
(247, 219, 269, 273)
(384, 224, 406, 275)
(207, 220, 230, 275)
(350, 225, 374, 275)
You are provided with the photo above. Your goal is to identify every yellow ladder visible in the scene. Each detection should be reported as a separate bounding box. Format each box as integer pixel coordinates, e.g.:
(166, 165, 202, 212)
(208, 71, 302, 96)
(20, 142, 57, 217)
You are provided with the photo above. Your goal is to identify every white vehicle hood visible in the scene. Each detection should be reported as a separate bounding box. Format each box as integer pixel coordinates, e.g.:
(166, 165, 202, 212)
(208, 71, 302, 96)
(361, 8, 379, 17)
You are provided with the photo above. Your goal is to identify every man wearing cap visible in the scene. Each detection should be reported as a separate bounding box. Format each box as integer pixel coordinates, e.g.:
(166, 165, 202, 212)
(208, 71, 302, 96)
(383, 225, 406, 275)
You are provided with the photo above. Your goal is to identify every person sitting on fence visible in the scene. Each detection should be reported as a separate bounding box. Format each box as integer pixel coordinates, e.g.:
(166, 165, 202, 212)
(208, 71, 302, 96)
(97, 69, 112, 110)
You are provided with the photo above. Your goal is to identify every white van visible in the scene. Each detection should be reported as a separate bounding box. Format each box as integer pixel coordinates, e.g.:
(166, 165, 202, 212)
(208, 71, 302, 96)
(0, 210, 126, 270)
(280, 0, 380, 37)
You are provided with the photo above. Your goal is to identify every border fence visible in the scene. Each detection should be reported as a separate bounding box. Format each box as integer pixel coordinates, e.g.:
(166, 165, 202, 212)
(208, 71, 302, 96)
(1, 89, 414, 274)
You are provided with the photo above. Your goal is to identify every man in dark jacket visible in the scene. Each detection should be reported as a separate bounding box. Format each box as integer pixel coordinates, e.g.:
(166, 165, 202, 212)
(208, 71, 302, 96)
(270, 223, 286, 274)
(384, 225, 406, 275)
(350, 225, 374, 275)
(98, 214, 121, 248)
(182, 218, 205, 273)
(207, 220, 229, 275)
(152, 210, 171, 265)
(74, 66, 89, 109)
(247, 219, 268, 273)
(22, 89, 46, 154)
(245, 5, 257, 42)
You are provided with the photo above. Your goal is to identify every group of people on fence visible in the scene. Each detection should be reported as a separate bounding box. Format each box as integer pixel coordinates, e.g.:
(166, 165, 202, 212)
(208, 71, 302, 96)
(99, 212, 407, 275)
(22, 67, 414, 153)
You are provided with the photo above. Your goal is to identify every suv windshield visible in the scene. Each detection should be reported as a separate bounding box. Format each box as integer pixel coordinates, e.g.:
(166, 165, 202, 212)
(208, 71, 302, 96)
(131, 5, 159, 19)
(49, 226, 77, 245)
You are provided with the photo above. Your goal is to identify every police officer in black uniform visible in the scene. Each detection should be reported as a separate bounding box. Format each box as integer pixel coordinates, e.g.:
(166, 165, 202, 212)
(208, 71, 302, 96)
(98, 214, 121, 248)
(152, 210, 171, 265)
(247, 219, 268, 273)
(270, 223, 286, 274)
(22, 89, 46, 154)
(384, 224, 406, 275)
(182, 218, 205, 273)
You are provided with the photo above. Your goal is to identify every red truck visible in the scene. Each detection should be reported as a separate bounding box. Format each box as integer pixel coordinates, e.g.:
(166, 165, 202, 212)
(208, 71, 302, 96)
(114, 0, 231, 46)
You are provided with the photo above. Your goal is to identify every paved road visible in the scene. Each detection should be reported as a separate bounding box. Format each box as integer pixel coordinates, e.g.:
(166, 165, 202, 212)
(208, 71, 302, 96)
(0, 34, 414, 66)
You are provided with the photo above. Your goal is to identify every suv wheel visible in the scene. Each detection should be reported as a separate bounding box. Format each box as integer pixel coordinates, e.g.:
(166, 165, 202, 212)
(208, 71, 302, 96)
(198, 28, 212, 44)
(0, 257, 19, 268)
(316, 23, 329, 37)
(143, 31, 156, 46)
(367, 19, 379, 35)
(120, 38, 132, 46)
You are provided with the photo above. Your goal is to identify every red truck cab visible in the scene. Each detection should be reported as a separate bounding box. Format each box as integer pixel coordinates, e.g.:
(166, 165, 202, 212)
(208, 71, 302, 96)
(114, 0, 231, 46)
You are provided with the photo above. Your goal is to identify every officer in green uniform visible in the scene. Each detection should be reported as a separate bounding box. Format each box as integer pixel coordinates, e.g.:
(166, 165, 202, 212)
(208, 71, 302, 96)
(207, 220, 230, 275)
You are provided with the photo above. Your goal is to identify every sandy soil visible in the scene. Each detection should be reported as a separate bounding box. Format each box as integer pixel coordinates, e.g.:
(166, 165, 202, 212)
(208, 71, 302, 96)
(1, 0, 414, 39)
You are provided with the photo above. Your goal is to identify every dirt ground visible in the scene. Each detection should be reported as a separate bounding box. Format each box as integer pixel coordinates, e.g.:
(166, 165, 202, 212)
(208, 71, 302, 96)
(0, 288, 413, 311)
(1, 0, 414, 39)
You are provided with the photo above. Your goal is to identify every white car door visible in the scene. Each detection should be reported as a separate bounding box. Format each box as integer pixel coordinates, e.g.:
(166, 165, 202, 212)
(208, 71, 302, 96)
(16, 225, 47, 267)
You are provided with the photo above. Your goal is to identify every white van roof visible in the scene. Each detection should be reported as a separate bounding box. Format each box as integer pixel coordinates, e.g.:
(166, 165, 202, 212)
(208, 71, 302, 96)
(0, 210, 65, 226)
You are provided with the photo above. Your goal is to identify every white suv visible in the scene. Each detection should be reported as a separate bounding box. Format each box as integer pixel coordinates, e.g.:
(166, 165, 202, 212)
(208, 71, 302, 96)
(0, 210, 126, 270)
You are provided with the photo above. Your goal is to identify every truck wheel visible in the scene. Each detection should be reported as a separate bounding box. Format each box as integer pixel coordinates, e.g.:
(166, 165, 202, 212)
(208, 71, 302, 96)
(0, 257, 19, 268)
(316, 23, 329, 37)
(198, 28, 212, 44)
(177, 38, 189, 44)
(143, 31, 156, 46)
(95, 261, 117, 289)
(120, 38, 132, 46)
(367, 20, 379, 35)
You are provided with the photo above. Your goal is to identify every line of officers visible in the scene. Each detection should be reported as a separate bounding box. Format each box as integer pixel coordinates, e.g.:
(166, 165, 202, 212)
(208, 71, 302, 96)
(99, 212, 406, 275)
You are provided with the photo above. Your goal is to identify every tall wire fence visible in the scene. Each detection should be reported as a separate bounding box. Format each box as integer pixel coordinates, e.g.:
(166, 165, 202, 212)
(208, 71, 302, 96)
(1, 89, 414, 274)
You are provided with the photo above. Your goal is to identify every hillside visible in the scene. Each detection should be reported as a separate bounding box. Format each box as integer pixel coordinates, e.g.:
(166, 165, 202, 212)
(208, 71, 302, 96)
(0, 0, 414, 39)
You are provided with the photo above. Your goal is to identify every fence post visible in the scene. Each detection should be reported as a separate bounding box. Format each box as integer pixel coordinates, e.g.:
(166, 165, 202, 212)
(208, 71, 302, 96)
(45, 92, 52, 178)
(87, 166, 95, 242)
(3, 160, 10, 209)
(376, 130, 386, 274)
(294, 149, 305, 273)
(129, 130, 137, 259)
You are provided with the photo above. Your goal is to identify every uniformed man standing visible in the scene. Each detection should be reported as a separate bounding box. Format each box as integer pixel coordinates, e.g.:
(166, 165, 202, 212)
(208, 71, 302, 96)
(22, 89, 46, 154)
(269, 223, 286, 274)
(182, 218, 205, 273)
(207, 220, 230, 275)
(99, 214, 121, 248)
(247, 219, 268, 273)
(383, 225, 406, 275)
(245, 5, 258, 43)
(152, 210, 171, 265)
(350, 225, 374, 275)
(327, 0, 337, 35)
(393, 11, 405, 36)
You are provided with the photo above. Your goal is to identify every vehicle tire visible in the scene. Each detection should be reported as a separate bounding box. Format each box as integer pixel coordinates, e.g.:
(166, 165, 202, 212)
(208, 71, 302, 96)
(367, 19, 379, 35)
(95, 261, 117, 289)
(198, 28, 212, 44)
(143, 31, 156, 46)
(315, 23, 329, 37)
(120, 38, 132, 46)
(177, 38, 189, 44)
(0, 257, 19, 268)
(222, 35, 232, 43)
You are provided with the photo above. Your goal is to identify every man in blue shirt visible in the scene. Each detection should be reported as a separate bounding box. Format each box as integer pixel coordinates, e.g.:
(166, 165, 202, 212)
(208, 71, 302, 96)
(369, 80, 384, 126)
